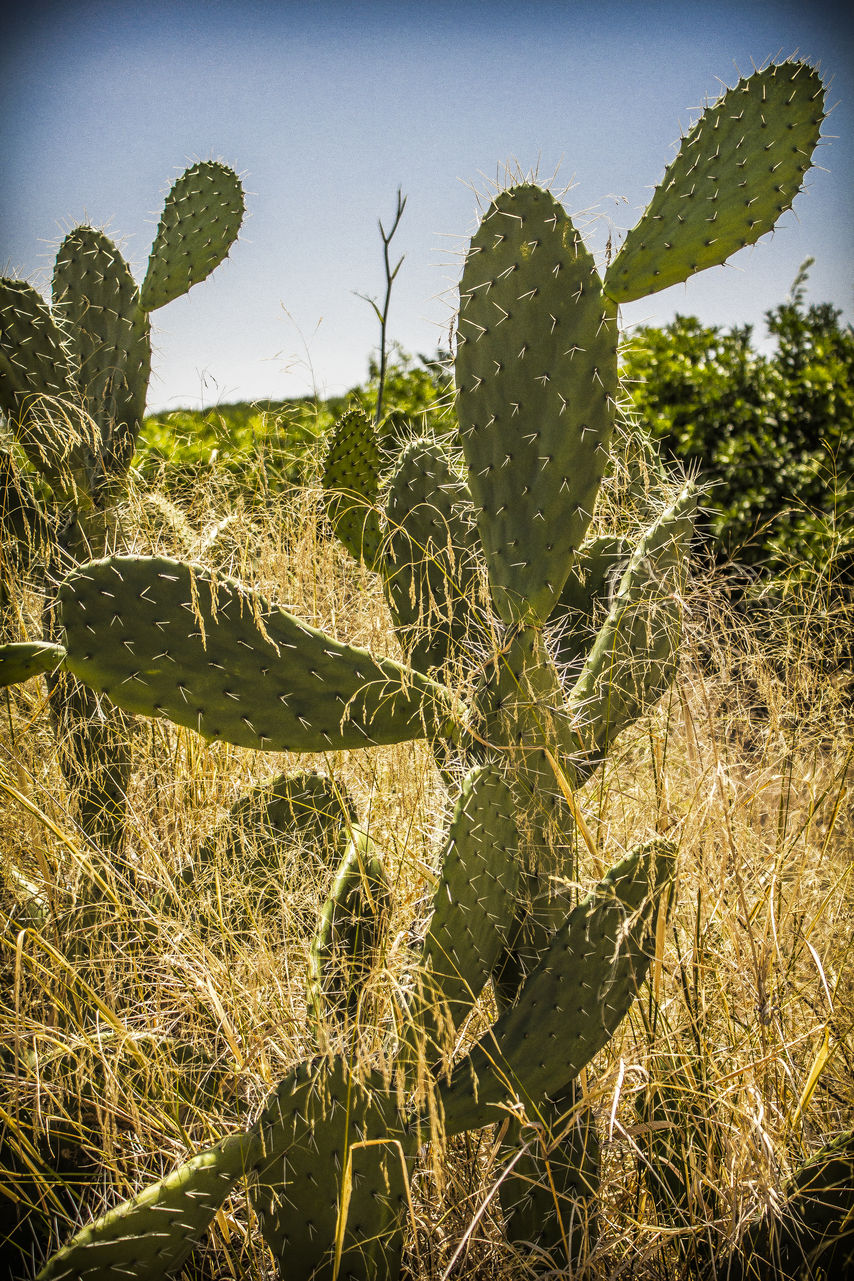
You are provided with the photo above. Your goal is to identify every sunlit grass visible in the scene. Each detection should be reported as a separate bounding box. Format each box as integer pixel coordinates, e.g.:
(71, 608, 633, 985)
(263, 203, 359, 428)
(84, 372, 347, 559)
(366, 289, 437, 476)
(1, 462, 851, 1278)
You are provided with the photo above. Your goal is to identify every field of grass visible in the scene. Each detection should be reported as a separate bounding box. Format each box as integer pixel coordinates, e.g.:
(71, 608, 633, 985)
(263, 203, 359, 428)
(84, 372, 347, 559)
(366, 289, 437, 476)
(1, 450, 852, 1279)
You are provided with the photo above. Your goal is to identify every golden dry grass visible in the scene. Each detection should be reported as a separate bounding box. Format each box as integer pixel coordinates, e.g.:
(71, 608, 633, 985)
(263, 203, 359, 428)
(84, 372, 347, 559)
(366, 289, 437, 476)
(1, 461, 851, 1279)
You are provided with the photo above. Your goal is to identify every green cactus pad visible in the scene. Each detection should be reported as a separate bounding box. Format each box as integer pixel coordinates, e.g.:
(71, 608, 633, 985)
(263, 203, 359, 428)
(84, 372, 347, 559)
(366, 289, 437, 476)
(1, 446, 51, 580)
(139, 161, 245, 312)
(414, 763, 522, 1063)
(322, 408, 384, 569)
(57, 556, 457, 752)
(0, 640, 66, 687)
(456, 185, 617, 625)
(199, 769, 357, 872)
(436, 840, 675, 1136)
(308, 828, 390, 1028)
(730, 1130, 854, 1280)
(0, 279, 95, 495)
(499, 1081, 600, 1266)
(0, 280, 76, 408)
(252, 1057, 412, 1281)
(566, 483, 696, 771)
(550, 533, 630, 672)
(52, 226, 151, 479)
(37, 1130, 259, 1280)
(605, 62, 826, 303)
(383, 437, 482, 677)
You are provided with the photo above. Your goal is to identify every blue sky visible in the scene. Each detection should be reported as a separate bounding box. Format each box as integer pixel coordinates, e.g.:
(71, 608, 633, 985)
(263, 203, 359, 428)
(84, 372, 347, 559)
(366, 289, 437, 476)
(3, 0, 852, 411)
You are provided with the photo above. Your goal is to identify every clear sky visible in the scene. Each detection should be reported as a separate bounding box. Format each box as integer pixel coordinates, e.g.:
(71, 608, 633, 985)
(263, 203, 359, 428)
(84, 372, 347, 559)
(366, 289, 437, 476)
(3, 0, 852, 412)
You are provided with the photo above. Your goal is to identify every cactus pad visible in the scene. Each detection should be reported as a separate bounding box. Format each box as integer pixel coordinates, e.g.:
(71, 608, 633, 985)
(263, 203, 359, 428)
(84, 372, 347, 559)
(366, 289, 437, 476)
(567, 483, 696, 769)
(37, 1131, 259, 1280)
(605, 62, 826, 303)
(415, 763, 522, 1063)
(383, 436, 482, 677)
(199, 769, 357, 871)
(456, 185, 617, 624)
(139, 161, 245, 312)
(322, 408, 385, 569)
(52, 226, 151, 480)
(550, 533, 629, 672)
(308, 828, 390, 1028)
(0, 279, 94, 495)
(57, 555, 457, 751)
(252, 1057, 412, 1280)
(0, 640, 66, 687)
(499, 1081, 601, 1266)
(437, 840, 674, 1135)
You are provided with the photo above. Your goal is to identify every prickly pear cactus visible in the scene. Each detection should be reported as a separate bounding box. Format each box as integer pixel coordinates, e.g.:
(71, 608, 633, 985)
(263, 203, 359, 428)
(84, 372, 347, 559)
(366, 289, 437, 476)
(21, 58, 829, 1280)
(0, 161, 244, 851)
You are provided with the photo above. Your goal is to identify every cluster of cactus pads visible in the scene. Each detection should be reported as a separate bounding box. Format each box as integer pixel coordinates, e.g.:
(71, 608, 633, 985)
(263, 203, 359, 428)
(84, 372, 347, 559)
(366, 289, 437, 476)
(1, 59, 846, 1280)
(0, 160, 245, 848)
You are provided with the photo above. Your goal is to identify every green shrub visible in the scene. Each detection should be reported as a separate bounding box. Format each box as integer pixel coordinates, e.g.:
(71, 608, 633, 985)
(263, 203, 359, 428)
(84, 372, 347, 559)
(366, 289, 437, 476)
(623, 265, 854, 591)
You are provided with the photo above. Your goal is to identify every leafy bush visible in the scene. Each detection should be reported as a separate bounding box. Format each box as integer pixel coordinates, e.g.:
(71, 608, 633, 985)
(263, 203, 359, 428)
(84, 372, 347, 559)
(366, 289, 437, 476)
(622, 265, 854, 591)
(134, 351, 453, 507)
(134, 398, 332, 505)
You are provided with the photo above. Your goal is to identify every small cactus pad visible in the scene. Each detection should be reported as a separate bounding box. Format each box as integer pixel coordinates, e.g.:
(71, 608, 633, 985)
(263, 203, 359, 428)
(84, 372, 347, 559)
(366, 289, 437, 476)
(1, 445, 51, 576)
(57, 556, 457, 751)
(308, 828, 390, 1028)
(414, 763, 522, 1063)
(0, 279, 75, 408)
(383, 436, 482, 677)
(0, 640, 66, 687)
(567, 483, 696, 769)
(437, 840, 674, 1136)
(37, 1131, 259, 1280)
(605, 62, 826, 303)
(52, 226, 151, 478)
(252, 1057, 412, 1281)
(456, 185, 617, 624)
(731, 1130, 854, 1279)
(139, 161, 245, 312)
(322, 408, 384, 569)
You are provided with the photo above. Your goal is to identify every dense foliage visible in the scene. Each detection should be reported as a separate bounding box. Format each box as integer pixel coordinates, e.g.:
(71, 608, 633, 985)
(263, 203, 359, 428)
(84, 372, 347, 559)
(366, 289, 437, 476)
(622, 266, 854, 589)
(134, 347, 451, 504)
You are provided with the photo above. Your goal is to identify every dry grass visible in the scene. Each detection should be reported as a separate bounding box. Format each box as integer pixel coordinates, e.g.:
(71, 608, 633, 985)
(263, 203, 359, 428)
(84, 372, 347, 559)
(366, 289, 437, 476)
(1, 463, 852, 1280)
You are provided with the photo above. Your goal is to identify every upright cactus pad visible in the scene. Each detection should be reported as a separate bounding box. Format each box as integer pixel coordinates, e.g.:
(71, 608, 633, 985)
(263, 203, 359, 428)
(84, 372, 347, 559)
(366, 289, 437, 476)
(605, 62, 826, 303)
(499, 1080, 601, 1266)
(567, 483, 696, 769)
(139, 161, 245, 312)
(550, 533, 629, 672)
(437, 840, 674, 1136)
(252, 1058, 412, 1281)
(414, 763, 522, 1063)
(322, 407, 384, 569)
(457, 185, 617, 624)
(0, 280, 93, 496)
(57, 556, 457, 751)
(52, 227, 151, 479)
